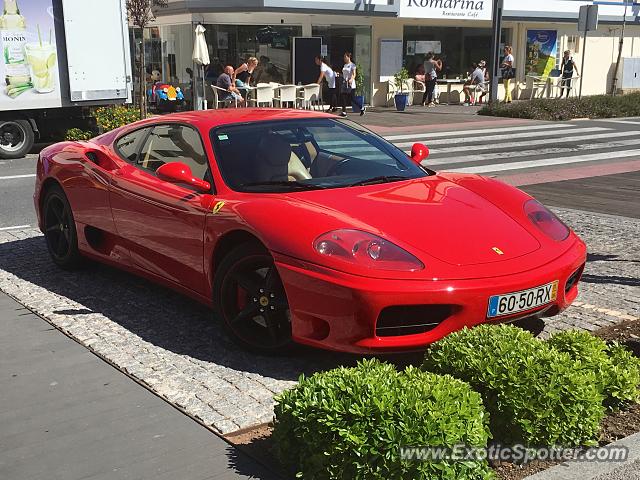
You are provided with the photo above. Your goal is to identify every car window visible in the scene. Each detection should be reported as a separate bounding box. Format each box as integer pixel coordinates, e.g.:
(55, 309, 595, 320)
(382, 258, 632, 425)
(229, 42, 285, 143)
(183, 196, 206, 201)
(211, 118, 428, 192)
(138, 124, 209, 180)
(115, 127, 150, 163)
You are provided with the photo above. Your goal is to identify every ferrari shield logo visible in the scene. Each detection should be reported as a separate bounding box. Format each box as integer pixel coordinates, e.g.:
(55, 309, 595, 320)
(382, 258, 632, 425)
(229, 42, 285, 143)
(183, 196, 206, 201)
(492, 247, 504, 255)
(212, 201, 225, 214)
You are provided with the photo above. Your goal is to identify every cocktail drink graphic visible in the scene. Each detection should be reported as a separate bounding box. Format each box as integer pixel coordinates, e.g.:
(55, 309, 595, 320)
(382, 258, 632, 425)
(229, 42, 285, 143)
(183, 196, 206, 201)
(25, 41, 55, 93)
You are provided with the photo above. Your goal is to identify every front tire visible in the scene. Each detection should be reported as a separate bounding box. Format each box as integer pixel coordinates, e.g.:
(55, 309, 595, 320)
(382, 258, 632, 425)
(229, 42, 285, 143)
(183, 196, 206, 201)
(42, 186, 83, 270)
(0, 120, 34, 159)
(214, 243, 293, 354)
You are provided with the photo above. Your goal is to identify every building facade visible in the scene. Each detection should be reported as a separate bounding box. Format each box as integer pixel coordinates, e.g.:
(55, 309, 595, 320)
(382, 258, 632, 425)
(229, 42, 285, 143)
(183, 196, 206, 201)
(136, 0, 640, 106)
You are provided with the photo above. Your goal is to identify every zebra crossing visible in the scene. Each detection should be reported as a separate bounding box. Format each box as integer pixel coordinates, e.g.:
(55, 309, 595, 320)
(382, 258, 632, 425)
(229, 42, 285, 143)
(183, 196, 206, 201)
(379, 119, 640, 181)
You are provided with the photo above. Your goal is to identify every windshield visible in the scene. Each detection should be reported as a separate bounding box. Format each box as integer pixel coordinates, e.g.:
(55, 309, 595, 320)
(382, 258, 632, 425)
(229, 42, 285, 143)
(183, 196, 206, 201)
(210, 118, 429, 192)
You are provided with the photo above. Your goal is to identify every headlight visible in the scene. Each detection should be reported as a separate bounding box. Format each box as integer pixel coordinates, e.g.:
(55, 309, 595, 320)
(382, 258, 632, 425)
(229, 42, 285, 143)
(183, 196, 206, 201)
(313, 229, 424, 271)
(524, 199, 570, 241)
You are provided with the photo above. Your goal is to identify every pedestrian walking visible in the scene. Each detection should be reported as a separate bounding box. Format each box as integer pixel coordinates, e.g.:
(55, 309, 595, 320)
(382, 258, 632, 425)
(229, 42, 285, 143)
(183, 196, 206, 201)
(421, 52, 442, 107)
(315, 55, 338, 112)
(559, 50, 579, 98)
(501, 46, 515, 103)
(339, 52, 365, 117)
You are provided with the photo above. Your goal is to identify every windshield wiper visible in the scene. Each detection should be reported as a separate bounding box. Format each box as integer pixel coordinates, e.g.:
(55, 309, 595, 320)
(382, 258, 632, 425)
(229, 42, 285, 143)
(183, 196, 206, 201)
(241, 180, 326, 191)
(348, 175, 409, 187)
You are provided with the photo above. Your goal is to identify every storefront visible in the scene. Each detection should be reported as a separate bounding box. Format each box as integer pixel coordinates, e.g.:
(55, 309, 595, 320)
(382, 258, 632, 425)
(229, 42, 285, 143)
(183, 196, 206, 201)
(135, 0, 640, 108)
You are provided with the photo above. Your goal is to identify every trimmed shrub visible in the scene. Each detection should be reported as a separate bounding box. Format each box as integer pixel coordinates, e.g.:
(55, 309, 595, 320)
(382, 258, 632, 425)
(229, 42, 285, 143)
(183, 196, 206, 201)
(273, 359, 494, 480)
(93, 105, 141, 132)
(422, 325, 604, 446)
(478, 92, 640, 121)
(548, 330, 640, 409)
(64, 128, 93, 141)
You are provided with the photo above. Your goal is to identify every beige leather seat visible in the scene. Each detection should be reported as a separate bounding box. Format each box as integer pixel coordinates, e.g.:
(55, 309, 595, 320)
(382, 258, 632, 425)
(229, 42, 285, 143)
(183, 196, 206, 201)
(255, 133, 312, 183)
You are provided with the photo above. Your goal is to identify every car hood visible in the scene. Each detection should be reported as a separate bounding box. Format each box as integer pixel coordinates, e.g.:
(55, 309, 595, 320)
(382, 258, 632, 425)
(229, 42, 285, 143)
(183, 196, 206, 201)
(285, 176, 541, 266)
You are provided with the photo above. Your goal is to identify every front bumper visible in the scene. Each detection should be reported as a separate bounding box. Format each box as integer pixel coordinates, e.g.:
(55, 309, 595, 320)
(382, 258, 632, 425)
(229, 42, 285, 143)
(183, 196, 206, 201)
(274, 239, 587, 354)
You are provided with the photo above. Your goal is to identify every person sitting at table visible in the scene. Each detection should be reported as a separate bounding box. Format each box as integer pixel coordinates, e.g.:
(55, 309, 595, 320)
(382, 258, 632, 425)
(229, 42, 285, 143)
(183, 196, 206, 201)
(315, 55, 337, 112)
(463, 62, 488, 106)
(235, 57, 259, 87)
(216, 65, 245, 106)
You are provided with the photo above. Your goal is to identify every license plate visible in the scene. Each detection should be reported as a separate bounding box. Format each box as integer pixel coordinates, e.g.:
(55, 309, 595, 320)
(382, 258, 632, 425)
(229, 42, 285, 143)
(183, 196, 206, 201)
(487, 281, 558, 318)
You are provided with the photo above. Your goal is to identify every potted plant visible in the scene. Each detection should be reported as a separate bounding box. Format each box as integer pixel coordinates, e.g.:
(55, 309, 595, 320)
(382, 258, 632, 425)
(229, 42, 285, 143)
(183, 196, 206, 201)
(352, 63, 366, 113)
(393, 68, 410, 112)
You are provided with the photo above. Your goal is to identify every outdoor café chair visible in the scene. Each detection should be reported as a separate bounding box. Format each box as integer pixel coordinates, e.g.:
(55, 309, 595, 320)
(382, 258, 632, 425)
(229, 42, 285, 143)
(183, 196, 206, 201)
(275, 85, 297, 108)
(210, 85, 238, 109)
(248, 84, 276, 107)
(556, 74, 580, 98)
(298, 84, 320, 110)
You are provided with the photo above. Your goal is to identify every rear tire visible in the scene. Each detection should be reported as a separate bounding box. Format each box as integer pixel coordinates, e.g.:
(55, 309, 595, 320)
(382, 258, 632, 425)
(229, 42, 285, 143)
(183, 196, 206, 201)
(0, 120, 34, 159)
(42, 185, 83, 270)
(213, 242, 293, 354)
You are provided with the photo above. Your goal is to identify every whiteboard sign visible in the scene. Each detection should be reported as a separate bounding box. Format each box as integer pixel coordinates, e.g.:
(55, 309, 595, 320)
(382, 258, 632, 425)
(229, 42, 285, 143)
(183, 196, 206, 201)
(379, 39, 403, 80)
(416, 41, 441, 54)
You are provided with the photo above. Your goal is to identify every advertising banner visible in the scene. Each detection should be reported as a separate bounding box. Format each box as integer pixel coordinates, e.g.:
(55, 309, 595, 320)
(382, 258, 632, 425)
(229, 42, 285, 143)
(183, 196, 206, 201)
(526, 30, 558, 77)
(400, 0, 493, 21)
(0, 0, 62, 110)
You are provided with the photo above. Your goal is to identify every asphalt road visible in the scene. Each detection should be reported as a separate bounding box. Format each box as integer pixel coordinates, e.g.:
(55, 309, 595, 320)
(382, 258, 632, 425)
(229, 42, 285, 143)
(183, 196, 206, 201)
(1, 117, 639, 229)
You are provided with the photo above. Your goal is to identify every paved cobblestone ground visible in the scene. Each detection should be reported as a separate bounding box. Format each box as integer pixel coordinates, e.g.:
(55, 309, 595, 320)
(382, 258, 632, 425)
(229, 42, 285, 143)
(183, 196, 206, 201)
(0, 207, 637, 434)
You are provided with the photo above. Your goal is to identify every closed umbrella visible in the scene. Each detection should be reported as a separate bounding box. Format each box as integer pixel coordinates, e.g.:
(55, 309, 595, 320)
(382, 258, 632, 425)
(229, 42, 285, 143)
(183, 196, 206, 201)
(192, 24, 210, 110)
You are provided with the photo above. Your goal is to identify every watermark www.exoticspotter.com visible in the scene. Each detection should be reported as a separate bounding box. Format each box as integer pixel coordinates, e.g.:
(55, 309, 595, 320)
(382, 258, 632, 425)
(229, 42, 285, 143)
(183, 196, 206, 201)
(399, 444, 629, 464)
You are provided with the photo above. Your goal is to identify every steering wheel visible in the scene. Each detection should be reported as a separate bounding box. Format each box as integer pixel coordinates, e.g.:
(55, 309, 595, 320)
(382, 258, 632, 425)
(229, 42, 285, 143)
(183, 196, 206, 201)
(326, 158, 351, 177)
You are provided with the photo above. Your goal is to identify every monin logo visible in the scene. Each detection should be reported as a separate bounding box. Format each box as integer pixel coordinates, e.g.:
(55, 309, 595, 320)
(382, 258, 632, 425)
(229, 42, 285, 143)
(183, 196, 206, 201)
(2, 33, 26, 42)
(407, 0, 485, 9)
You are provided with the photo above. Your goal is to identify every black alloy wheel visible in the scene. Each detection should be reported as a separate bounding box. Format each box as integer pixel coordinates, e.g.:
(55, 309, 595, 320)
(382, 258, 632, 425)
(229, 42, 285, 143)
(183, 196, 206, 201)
(215, 243, 292, 353)
(43, 186, 82, 269)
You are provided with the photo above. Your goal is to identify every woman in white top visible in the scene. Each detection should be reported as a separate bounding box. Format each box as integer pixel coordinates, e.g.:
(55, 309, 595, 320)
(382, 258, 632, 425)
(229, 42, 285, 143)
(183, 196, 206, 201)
(501, 46, 515, 103)
(315, 55, 337, 112)
(339, 52, 365, 117)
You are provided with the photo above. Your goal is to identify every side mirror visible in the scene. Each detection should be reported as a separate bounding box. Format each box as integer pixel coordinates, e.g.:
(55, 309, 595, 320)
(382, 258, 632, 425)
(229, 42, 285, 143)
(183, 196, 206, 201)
(156, 162, 211, 193)
(410, 143, 430, 164)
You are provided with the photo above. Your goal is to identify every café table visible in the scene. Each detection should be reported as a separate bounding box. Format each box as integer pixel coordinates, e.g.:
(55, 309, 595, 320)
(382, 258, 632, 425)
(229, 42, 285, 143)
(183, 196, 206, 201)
(437, 78, 467, 105)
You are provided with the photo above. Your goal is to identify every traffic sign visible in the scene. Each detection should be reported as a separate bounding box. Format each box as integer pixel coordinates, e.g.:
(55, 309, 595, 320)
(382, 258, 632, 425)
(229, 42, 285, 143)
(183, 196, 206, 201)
(578, 4, 599, 32)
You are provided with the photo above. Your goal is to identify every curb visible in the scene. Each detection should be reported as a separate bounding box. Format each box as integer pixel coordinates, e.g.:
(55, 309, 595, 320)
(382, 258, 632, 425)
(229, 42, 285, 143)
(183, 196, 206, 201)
(524, 432, 640, 480)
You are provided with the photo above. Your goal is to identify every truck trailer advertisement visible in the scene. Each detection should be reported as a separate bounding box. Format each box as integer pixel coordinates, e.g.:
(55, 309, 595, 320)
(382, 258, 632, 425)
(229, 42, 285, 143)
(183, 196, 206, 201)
(0, 0, 62, 110)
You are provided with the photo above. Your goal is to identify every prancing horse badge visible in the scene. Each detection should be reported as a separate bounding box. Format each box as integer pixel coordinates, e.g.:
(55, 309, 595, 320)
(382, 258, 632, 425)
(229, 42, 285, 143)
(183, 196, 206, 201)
(492, 247, 505, 255)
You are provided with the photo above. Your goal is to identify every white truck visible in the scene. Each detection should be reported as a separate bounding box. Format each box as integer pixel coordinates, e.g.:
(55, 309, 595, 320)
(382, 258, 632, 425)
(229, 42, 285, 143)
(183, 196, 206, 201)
(0, 0, 131, 158)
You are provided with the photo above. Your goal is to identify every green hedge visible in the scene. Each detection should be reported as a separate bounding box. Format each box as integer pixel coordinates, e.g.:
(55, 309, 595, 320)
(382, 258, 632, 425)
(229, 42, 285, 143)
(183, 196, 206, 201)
(273, 359, 494, 480)
(94, 105, 142, 132)
(478, 92, 640, 121)
(548, 330, 640, 409)
(422, 325, 605, 446)
(64, 128, 93, 141)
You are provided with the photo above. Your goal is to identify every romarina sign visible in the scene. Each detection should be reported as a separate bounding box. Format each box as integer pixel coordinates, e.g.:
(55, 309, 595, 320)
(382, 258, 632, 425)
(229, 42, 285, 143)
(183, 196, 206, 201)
(400, 0, 493, 21)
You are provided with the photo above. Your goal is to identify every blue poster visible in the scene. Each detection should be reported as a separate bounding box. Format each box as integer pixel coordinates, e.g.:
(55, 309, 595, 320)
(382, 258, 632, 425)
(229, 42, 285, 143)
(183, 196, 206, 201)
(526, 30, 558, 77)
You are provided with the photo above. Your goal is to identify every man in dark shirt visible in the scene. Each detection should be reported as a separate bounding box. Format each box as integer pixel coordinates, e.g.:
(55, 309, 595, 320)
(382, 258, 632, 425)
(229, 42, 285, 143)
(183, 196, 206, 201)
(216, 65, 245, 106)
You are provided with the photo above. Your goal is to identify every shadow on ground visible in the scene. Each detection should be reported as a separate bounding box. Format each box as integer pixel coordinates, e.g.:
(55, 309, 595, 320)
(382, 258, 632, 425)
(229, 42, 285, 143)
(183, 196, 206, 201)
(0, 235, 423, 382)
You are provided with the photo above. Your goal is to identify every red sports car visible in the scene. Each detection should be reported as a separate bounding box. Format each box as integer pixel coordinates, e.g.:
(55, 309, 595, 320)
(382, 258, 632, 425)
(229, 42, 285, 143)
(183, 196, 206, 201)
(34, 109, 586, 354)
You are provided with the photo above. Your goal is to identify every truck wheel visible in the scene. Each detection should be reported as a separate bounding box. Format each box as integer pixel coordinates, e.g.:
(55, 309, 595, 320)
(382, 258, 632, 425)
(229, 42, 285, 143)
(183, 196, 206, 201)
(0, 120, 35, 159)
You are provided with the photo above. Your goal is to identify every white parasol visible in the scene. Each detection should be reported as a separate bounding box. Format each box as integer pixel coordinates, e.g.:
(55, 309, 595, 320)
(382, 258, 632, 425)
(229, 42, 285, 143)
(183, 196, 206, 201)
(192, 24, 210, 110)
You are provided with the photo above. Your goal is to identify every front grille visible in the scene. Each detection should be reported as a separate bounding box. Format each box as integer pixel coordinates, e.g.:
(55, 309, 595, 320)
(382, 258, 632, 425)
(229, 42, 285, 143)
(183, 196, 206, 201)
(376, 305, 453, 337)
(565, 264, 585, 293)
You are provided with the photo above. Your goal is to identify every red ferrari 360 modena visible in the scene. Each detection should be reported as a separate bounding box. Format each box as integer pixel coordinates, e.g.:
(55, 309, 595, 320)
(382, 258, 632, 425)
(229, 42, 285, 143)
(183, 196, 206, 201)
(34, 109, 586, 354)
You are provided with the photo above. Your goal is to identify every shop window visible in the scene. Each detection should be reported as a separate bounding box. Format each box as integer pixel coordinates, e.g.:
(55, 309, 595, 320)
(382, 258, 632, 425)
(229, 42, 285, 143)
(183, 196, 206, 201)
(567, 35, 580, 54)
(202, 24, 302, 85)
(403, 26, 510, 79)
(312, 26, 372, 100)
